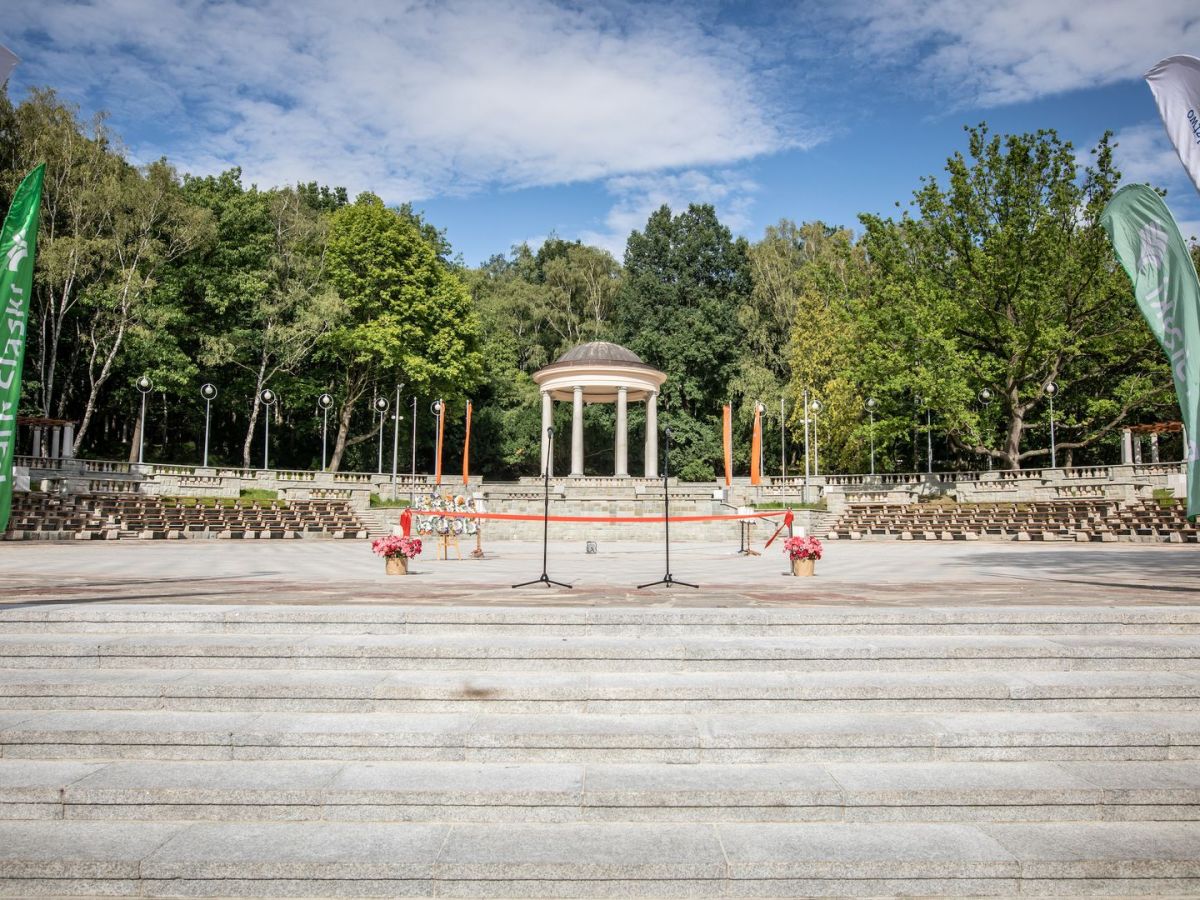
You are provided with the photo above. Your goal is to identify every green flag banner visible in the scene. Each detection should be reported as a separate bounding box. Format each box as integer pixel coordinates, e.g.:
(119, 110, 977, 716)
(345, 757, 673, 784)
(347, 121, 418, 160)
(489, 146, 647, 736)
(0, 164, 45, 533)
(1101, 183, 1200, 518)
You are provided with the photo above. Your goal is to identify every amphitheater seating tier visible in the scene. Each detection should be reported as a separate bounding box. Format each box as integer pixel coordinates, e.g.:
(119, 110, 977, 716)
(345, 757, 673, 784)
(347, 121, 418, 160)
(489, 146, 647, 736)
(828, 499, 1198, 543)
(4, 494, 368, 540)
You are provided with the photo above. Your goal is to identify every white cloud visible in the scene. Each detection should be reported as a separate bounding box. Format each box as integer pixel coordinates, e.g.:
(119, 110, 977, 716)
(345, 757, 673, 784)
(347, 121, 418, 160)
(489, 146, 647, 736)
(7, 0, 807, 201)
(578, 168, 759, 257)
(844, 0, 1199, 107)
(1108, 121, 1200, 233)
(1111, 122, 1188, 187)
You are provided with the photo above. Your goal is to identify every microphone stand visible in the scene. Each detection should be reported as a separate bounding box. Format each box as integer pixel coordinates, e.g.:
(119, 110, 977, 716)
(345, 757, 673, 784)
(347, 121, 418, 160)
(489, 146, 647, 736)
(513, 426, 571, 589)
(638, 427, 698, 589)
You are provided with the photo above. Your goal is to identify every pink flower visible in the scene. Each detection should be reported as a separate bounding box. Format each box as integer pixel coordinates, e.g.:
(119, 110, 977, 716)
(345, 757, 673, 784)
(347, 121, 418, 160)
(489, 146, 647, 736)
(372, 535, 422, 559)
(783, 535, 822, 561)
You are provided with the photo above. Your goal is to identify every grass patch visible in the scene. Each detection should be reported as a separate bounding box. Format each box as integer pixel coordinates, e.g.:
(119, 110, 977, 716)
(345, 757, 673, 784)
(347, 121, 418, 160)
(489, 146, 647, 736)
(370, 493, 412, 508)
(1153, 487, 1177, 508)
(755, 500, 827, 511)
(239, 488, 279, 501)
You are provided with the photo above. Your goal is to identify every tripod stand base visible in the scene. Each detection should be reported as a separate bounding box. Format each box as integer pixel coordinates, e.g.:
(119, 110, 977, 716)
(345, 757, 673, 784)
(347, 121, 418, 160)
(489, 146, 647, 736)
(512, 573, 572, 589)
(637, 574, 699, 589)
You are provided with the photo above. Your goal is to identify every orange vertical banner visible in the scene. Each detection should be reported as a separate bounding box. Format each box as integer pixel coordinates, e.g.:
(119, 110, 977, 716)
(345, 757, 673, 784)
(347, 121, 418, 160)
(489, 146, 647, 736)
(462, 401, 472, 486)
(750, 403, 762, 486)
(722, 404, 733, 487)
(435, 398, 445, 485)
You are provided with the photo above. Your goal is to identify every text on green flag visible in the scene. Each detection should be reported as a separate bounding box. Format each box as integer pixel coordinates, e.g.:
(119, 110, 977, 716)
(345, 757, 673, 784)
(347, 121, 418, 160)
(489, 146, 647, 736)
(0, 164, 45, 532)
(1101, 183, 1200, 517)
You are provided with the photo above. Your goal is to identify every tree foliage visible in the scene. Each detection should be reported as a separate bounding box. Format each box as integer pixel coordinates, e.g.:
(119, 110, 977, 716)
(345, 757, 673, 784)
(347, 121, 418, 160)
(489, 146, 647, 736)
(1, 79, 1186, 479)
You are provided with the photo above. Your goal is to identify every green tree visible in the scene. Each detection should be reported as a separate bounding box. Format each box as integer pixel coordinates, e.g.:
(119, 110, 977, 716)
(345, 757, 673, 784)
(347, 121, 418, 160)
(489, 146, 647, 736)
(613, 204, 750, 477)
(856, 124, 1170, 470)
(182, 172, 340, 467)
(324, 193, 482, 470)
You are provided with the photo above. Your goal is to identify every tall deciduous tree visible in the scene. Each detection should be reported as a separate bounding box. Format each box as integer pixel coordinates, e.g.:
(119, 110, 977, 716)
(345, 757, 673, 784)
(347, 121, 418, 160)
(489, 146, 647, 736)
(324, 193, 482, 470)
(184, 172, 340, 467)
(856, 124, 1170, 470)
(613, 204, 750, 479)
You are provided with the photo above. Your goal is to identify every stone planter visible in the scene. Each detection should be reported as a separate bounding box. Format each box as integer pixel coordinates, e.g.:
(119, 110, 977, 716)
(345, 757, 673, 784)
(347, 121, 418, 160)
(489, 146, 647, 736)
(791, 557, 815, 577)
(385, 556, 409, 576)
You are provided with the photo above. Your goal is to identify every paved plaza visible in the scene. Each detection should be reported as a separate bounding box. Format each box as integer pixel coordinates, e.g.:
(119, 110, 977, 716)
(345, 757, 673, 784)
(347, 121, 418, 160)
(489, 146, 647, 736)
(2, 538, 1198, 606)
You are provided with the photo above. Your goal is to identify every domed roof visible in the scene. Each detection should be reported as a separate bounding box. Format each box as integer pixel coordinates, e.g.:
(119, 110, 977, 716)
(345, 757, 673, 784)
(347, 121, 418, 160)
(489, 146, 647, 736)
(555, 341, 643, 365)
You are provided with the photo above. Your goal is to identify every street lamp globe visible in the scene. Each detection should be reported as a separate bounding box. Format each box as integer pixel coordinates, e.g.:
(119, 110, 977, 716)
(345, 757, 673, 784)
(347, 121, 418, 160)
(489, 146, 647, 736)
(374, 397, 388, 413)
(810, 399, 822, 413)
(260, 389, 275, 406)
(136, 376, 153, 393)
(978, 388, 993, 405)
(1044, 381, 1058, 397)
(200, 383, 217, 400)
(318, 393, 334, 410)
(866, 397, 876, 411)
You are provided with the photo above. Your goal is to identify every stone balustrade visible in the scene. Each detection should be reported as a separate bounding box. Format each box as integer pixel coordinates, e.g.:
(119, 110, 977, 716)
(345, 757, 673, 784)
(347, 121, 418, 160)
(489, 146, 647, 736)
(12, 455, 1189, 518)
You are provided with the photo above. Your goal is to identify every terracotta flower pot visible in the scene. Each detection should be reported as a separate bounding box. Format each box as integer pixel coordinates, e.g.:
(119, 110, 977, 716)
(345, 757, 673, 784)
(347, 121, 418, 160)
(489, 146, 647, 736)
(385, 556, 409, 576)
(791, 557, 815, 577)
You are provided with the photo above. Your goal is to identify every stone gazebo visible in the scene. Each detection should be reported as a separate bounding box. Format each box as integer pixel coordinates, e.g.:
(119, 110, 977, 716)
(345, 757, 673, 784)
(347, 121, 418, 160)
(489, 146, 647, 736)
(532, 341, 667, 477)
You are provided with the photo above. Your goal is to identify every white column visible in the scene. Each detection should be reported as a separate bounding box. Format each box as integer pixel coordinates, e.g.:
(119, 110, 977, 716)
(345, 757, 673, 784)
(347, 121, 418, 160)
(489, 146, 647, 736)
(31, 426, 42, 458)
(540, 391, 553, 476)
(62, 424, 75, 458)
(50, 426, 61, 460)
(1150, 432, 1160, 463)
(1121, 428, 1133, 464)
(644, 391, 658, 478)
(1133, 435, 1143, 464)
(615, 386, 628, 477)
(571, 386, 584, 477)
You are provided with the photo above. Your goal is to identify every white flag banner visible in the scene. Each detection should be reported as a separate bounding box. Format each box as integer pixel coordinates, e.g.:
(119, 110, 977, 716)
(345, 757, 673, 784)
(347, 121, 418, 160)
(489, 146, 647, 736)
(0, 45, 17, 86)
(1146, 54, 1200, 195)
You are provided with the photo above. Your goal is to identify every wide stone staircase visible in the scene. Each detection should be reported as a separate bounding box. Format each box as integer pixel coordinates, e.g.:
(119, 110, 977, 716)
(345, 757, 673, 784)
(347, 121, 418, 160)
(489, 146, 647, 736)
(0, 603, 1197, 896)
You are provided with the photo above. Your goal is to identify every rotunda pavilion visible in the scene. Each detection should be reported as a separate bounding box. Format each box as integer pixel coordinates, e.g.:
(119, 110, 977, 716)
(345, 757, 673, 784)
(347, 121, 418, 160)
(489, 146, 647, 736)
(532, 341, 667, 478)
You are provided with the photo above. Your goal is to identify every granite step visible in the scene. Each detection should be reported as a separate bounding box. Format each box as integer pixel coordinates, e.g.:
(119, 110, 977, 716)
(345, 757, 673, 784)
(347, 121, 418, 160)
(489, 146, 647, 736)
(1, 631, 1197, 671)
(1, 759, 1196, 824)
(1, 668, 1197, 713)
(1, 709, 1197, 763)
(3, 603, 1198, 636)
(0, 819, 1197, 897)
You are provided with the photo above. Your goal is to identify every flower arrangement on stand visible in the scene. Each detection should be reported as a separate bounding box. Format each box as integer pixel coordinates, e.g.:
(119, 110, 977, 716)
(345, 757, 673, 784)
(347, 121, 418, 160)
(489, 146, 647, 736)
(783, 535, 823, 577)
(371, 535, 422, 575)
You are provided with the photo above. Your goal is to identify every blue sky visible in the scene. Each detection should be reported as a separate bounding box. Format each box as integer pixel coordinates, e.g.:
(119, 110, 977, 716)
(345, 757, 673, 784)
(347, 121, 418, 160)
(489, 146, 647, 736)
(5, 0, 1200, 264)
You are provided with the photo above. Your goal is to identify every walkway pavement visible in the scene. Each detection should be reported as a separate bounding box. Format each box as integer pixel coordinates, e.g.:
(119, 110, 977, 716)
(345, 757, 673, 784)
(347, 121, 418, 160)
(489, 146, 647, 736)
(2, 540, 1198, 606)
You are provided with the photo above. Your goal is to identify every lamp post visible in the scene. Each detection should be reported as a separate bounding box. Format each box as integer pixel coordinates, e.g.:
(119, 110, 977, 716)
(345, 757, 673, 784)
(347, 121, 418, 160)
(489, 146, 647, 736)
(391, 384, 403, 501)
(978, 389, 993, 471)
(866, 397, 877, 476)
(317, 393, 334, 471)
(918, 395, 932, 475)
(200, 383, 217, 467)
(135, 376, 153, 464)
(780, 396, 787, 508)
(373, 396, 389, 474)
(259, 388, 276, 470)
(810, 399, 822, 477)
(1044, 381, 1058, 469)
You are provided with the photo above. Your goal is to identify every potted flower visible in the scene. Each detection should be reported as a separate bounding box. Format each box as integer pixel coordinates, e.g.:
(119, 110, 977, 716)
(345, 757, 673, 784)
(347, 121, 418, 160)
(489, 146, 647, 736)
(371, 535, 422, 575)
(783, 535, 822, 576)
